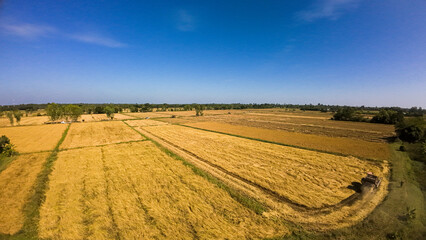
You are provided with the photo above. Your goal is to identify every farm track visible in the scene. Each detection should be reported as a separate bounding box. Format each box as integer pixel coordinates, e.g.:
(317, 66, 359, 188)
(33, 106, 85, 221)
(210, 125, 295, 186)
(138, 126, 366, 214)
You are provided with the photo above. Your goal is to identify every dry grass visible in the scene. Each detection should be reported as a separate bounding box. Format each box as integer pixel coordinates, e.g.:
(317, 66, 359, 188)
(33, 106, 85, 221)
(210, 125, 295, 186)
(40, 142, 288, 239)
(60, 121, 143, 149)
(0, 152, 49, 234)
(141, 125, 386, 208)
(184, 113, 395, 142)
(112, 113, 136, 120)
(124, 112, 172, 118)
(0, 116, 50, 127)
(185, 121, 390, 160)
(125, 119, 169, 127)
(0, 124, 68, 153)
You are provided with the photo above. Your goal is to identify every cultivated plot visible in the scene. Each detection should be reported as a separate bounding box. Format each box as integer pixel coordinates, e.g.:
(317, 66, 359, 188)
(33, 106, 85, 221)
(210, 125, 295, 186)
(0, 124, 67, 153)
(125, 119, 169, 127)
(0, 116, 49, 127)
(185, 121, 390, 160)
(0, 152, 50, 234)
(61, 121, 143, 149)
(140, 125, 386, 208)
(40, 142, 287, 239)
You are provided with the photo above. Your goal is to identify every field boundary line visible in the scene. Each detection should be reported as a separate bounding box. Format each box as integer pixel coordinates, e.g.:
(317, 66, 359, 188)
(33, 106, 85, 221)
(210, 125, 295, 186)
(122, 121, 268, 215)
(177, 123, 385, 164)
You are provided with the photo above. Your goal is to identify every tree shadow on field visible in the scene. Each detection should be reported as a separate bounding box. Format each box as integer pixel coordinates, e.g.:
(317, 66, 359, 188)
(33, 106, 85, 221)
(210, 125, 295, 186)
(347, 182, 362, 193)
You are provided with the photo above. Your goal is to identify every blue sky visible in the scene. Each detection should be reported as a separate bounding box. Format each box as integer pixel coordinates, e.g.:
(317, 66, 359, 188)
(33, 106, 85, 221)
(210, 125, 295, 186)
(0, 0, 425, 107)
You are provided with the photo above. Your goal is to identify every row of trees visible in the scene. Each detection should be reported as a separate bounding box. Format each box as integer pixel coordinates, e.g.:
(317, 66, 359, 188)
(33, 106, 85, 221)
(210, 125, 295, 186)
(46, 103, 83, 121)
(332, 108, 406, 125)
(1, 111, 24, 125)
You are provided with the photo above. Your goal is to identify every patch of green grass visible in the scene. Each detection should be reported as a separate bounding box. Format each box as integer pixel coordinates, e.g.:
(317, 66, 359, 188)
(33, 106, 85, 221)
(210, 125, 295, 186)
(0, 124, 71, 240)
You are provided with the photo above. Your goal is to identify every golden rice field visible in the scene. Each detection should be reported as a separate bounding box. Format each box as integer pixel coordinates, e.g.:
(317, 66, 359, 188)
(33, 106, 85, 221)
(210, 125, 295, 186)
(60, 121, 143, 149)
(140, 125, 386, 208)
(177, 111, 395, 142)
(0, 116, 50, 127)
(39, 142, 287, 239)
(185, 121, 390, 160)
(0, 152, 49, 234)
(125, 119, 169, 127)
(0, 124, 67, 153)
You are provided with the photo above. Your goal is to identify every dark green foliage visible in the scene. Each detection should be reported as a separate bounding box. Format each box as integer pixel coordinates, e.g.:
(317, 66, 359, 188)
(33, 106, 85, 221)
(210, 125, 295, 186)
(395, 117, 425, 143)
(0, 135, 17, 156)
(332, 107, 366, 122)
(399, 145, 406, 152)
(371, 109, 404, 124)
(13, 111, 23, 125)
(64, 104, 83, 121)
(104, 106, 115, 119)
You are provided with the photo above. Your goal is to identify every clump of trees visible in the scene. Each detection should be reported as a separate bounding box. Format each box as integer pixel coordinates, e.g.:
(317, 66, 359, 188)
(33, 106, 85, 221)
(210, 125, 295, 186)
(371, 109, 404, 124)
(6, 111, 14, 125)
(0, 135, 17, 157)
(46, 103, 83, 122)
(395, 117, 425, 143)
(332, 108, 366, 122)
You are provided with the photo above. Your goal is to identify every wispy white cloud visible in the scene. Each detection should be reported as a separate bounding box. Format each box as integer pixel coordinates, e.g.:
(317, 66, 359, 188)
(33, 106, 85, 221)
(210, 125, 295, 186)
(0, 23, 56, 39)
(69, 33, 126, 48)
(297, 0, 361, 22)
(0, 21, 126, 47)
(176, 10, 195, 32)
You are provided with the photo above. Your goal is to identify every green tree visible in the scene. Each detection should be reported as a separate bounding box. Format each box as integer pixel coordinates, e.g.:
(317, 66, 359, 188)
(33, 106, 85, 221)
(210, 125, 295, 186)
(64, 105, 83, 121)
(194, 104, 205, 116)
(6, 111, 14, 125)
(13, 111, 23, 125)
(371, 109, 404, 124)
(105, 106, 115, 120)
(46, 103, 64, 121)
(395, 117, 425, 143)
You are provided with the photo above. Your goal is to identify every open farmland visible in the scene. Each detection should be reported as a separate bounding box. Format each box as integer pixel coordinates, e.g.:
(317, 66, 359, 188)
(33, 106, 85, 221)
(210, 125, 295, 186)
(138, 125, 386, 208)
(164, 110, 395, 142)
(0, 116, 50, 127)
(185, 121, 390, 160)
(126, 119, 169, 127)
(40, 142, 287, 239)
(60, 121, 143, 149)
(0, 152, 50, 234)
(0, 124, 67, 153)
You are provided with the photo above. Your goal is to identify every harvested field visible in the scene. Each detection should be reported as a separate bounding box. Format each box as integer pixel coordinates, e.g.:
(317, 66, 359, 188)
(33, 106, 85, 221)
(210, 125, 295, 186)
(0, 124, 67, 153)
(124, 112, 172, 118)
(112, 113, 136, 120)
(183, 113, 395, 142)
(185, 121, 390, 160)
(140, 125, 385, 208)
(0, 152, 49, 234)
(0, 116, 50, 127)
(40, 142, 287, 239)
(125, 119, 169, 127)
(61, 121, 143, 149)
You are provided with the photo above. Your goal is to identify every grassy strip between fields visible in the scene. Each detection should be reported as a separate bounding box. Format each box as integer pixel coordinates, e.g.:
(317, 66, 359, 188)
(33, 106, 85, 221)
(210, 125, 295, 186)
(179, 123, 384, 164)
(0, 124, 71, 240)
(123, 121, 268, 215)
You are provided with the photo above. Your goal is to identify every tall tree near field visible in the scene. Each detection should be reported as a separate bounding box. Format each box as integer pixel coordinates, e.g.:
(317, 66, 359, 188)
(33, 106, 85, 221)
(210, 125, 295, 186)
(6, 112, 14, 126)
(104, 106, 115, 120)
(64, 105, 83, 121)
(46, 103, 63, 121)
(13, 111, 23, 125)
(194, 104, 205, 116)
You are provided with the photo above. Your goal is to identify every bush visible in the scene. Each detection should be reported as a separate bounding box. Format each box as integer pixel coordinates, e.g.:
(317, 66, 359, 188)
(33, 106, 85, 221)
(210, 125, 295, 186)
(0, 135, 17, 157)
(399, 145, 406, 152)
(332, 107, 365, 122)
(395, 117, 425, 143)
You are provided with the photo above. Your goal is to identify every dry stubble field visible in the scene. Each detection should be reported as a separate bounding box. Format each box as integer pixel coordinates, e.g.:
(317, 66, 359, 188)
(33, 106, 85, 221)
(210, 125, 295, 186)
(0, 109, 394, 239)
(138, 124, 386, 208)
(0, 152, 50, 234)
(0, 124, 67, 153)
(39, 141, 287, 239)
(60, 121, 143, 149)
